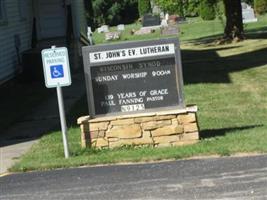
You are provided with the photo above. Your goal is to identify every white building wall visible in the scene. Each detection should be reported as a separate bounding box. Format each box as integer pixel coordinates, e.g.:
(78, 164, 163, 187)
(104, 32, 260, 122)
(0, 0, 32, 83)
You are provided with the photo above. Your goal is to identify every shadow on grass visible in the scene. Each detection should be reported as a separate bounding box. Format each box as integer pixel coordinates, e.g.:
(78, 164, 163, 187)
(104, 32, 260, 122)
(180, 25, 267, 85)
(200, 124, 263, 139)
(184, 25, 267, 45)
(182, 43, 267, 84)
(245, 26, 267, 39)
(0, 94, 87, 148)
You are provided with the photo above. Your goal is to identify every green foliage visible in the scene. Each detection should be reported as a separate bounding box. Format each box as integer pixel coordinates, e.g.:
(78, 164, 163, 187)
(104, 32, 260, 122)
(138, 0, 151, 17)
(154, 0, 184, 16)
(84, 0, 95, 30)
(243, 0, 254, 5)
(215, 0, 225, 17)
(185, 0, 200, 17)
(154, 0, 200, 17)
(200, 0, 216, 20)
(254, 0, 267, 14)
(91, 0, 138, 26)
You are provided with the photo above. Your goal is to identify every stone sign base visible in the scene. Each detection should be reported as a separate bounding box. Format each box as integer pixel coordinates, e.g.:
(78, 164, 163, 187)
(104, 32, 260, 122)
(77, 106, 199, 149)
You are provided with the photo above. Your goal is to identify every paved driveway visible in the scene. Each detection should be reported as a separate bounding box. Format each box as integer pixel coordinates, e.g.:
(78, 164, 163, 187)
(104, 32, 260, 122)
(1, 155, 267, 200)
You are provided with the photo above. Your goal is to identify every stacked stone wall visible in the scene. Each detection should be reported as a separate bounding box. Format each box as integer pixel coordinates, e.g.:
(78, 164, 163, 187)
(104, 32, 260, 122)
(78, 106, 199, 149)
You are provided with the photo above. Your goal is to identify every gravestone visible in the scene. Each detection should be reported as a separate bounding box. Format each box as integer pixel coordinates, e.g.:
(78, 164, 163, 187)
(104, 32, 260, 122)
(97, 25, 109, 33)
(165, 13, 169, 21)
(161, 19, 168, 27)
(117, 24, 125, 31)
(134, 27, 153, 35)
(161, 26, 179, 36)
(105, 32, 121, 41)
(160, 12, 165, 19)
(87, 27, 93, 45)
(168, 15, 178, 25)
(143, 14, 161, 27)
(82, 38, 184, 117)
(168, 15, 187, 25)
(242, 3, 257, 23)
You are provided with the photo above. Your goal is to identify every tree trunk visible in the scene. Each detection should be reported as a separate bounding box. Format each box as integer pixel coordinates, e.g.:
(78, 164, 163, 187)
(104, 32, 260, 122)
(223, 0, 244, 40)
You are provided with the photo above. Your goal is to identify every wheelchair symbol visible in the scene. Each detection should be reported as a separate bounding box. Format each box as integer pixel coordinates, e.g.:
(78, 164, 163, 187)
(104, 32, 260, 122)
(50, 65, 64, 79)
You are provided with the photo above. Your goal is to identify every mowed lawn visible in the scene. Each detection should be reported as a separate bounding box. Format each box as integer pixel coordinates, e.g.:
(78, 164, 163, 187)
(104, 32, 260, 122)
(10, 17, 267, 172)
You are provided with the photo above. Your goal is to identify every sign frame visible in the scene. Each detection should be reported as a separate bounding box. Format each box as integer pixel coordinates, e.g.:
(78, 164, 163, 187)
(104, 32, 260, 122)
(82, 38, 185, 118)
(41, 46, 72, 88)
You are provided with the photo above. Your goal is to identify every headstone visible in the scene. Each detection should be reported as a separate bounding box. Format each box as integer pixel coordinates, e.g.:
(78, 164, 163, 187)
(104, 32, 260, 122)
(165, 13, 169, 21)
(134, 27, 153, 35)
(82, 38, 185, 117)
(161, 26, 179, 36)
(143, 14, 161, 27)
(152, 5, 161, 14)
(242, 3, 257, 23)
(87, 27, 93, 45)
(161, 19, 168, 27)
(117, 24, 125, 31)
(97, 25, 109, 33)
(105, 32, 121, 41)
(151, 0, 161, 14)
(168, 15, 178, 25)
(160, 12, 165, 19)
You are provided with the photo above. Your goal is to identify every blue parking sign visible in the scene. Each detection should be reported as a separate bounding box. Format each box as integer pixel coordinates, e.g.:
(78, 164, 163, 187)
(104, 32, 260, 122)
(42, 47, 71, 88)
(50, 65, 64, 79)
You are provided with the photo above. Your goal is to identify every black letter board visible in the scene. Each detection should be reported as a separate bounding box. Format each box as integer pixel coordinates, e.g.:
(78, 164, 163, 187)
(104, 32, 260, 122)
(82, 38, 185, 117)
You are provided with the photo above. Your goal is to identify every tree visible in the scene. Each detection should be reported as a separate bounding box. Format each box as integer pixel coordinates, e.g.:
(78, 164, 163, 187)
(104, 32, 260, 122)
(138, 0, 151, 17)
(154, 0, 185, 16)
(254, 0, 267, 14)
(84, 0, 95, 30)
(223, 0, 244, 41)
(185, 0, 200, 17)
(200, 0, 216, 20)
(91, 0, 138, 26)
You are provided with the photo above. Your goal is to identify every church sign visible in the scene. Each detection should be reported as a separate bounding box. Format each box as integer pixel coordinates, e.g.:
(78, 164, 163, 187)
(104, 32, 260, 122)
(82, 38, 185, 117)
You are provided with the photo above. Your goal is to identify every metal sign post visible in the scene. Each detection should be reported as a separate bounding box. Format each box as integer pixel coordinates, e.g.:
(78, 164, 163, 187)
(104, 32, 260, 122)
(41, 46, 72, 159)
(56, 84, 69, 158)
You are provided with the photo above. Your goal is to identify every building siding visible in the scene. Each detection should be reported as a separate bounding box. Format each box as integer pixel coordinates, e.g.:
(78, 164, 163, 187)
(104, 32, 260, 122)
(0, 0, 32, 83)
(0, 0, 87, 84)
(71, 0, 87, 38)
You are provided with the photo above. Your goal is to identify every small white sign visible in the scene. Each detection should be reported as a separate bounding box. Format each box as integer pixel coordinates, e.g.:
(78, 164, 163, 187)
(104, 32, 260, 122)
(89, 44, 175, 64)
(41, 47, 71, 88)
(121, 104, 145, 112)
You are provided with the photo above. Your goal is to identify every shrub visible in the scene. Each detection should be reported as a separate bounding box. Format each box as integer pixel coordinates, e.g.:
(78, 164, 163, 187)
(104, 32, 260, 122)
(199, 0, 216, 20)
(215, 0, 224, 16)
(138, 0, 151, 17)
(254, 0, 267, 15)
(154, 0, 200, 17)
(154, 0, 184, 16)
(185, 0, 200, 17)
(91, 0, 138, 26)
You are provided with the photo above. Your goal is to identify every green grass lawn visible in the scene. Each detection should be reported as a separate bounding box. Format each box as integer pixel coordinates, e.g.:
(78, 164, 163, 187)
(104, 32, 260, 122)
(93, 14, 267, 44)
(10, 16, 267, 172)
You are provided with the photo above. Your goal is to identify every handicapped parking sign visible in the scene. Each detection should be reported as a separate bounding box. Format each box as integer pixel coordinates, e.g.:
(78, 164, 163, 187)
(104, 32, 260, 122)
(50, 65, 64, 79)
(41, 47, 71, 88)
(41, 46, 71, 158)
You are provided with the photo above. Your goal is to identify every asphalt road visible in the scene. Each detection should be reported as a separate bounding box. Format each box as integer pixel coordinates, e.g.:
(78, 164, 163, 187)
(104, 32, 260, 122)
(1, 155, 267, 200)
